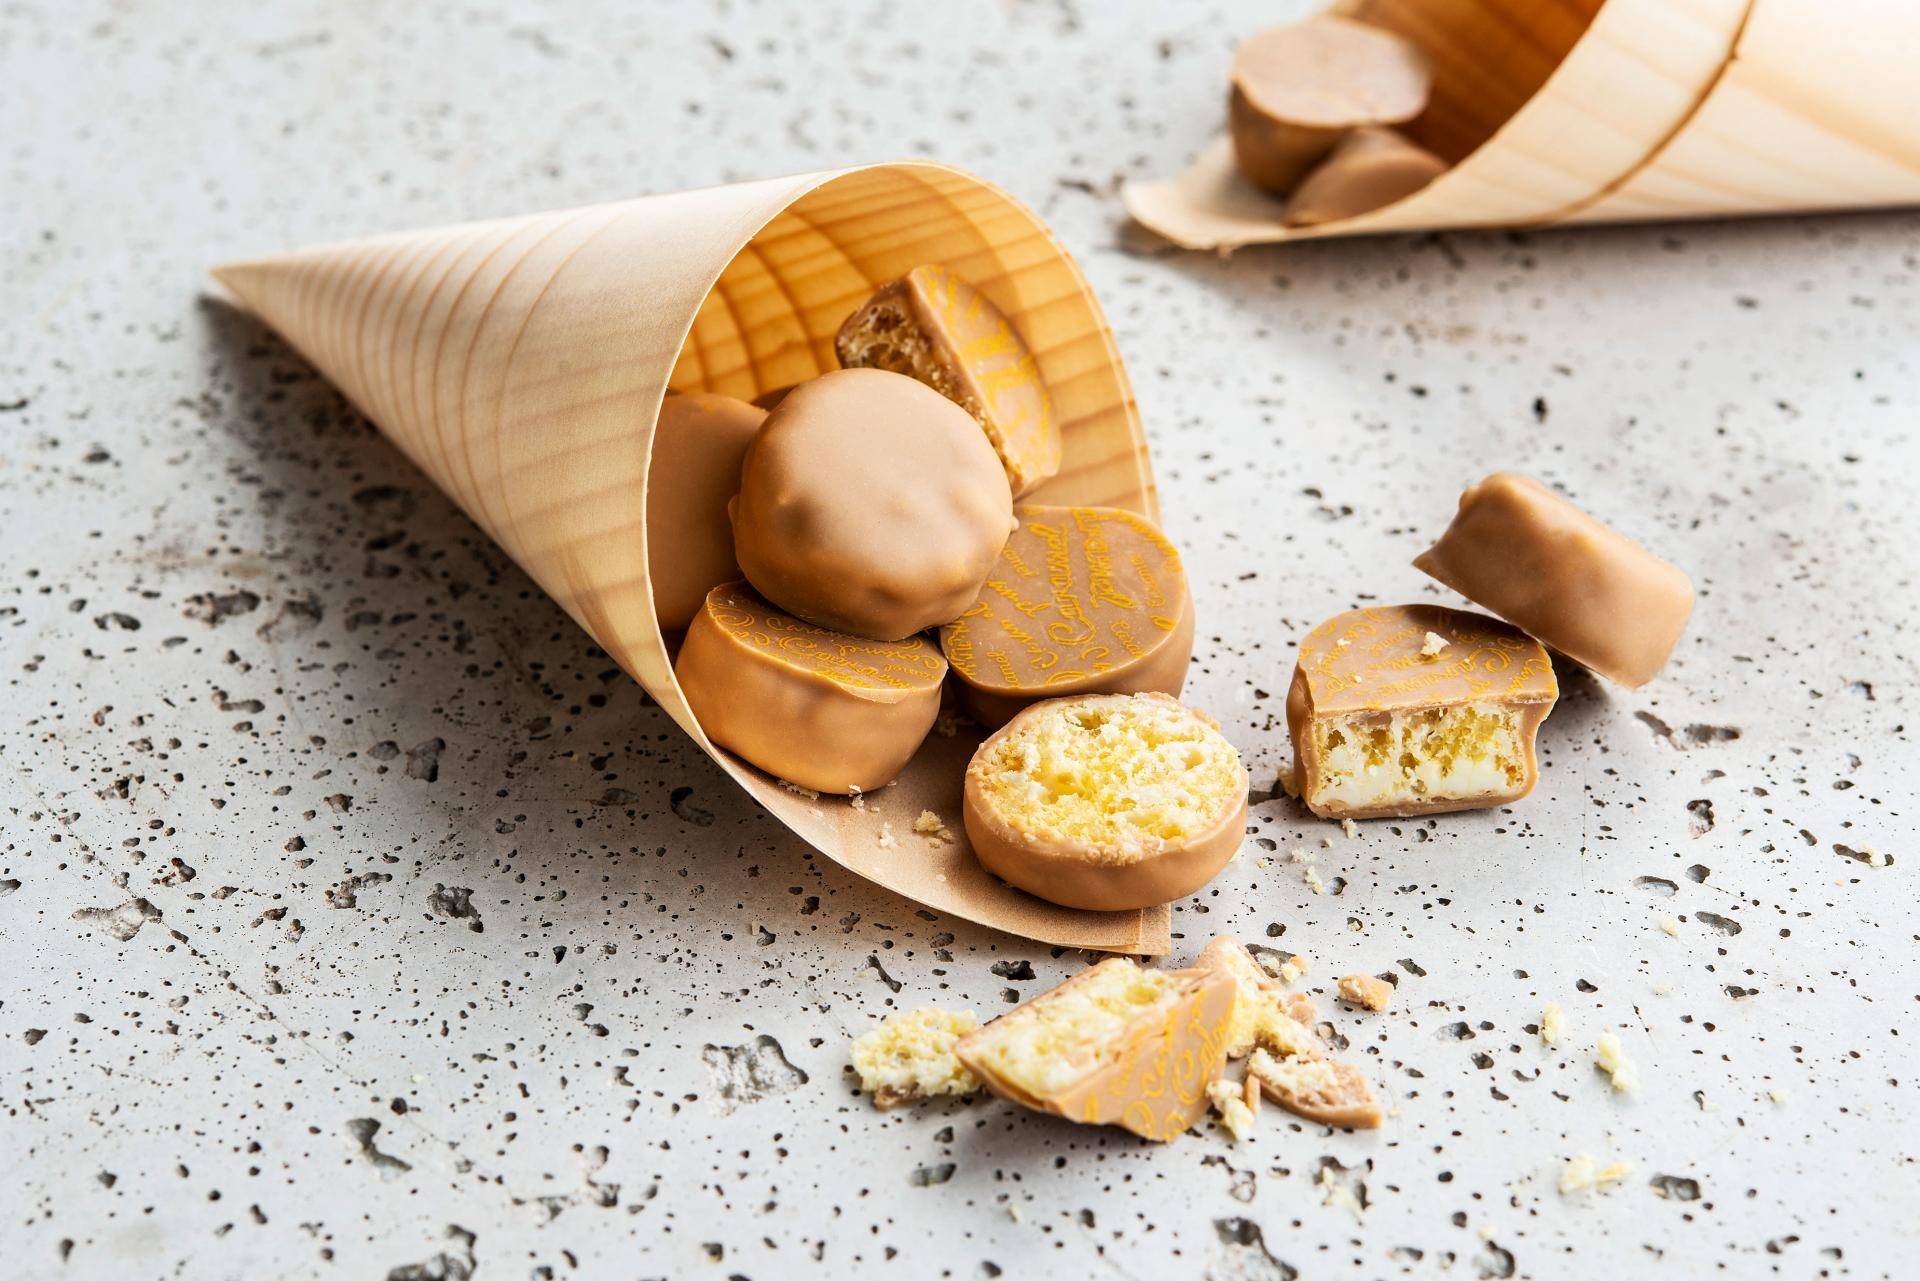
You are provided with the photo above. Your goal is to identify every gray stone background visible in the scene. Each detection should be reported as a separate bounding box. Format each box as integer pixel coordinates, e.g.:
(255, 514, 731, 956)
(3, 1, 1915, 1278)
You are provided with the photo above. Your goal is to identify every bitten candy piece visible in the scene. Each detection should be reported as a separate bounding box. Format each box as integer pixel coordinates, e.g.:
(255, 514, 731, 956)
(647, 392, 766, 632)
(836, 265, 1061, 496)
(940, 505, 1194, 728)
(1287, 605, 1558, 820)
(1229, 17, 1433, 197)
(1284, 127, 1448, 226)
(964, 692, 1248, 911)
(673, 582, 946, 794)
(954, 957, 1235, 1142)
(730, 368, 1015, 640)
(1414, 473, 1695, 687)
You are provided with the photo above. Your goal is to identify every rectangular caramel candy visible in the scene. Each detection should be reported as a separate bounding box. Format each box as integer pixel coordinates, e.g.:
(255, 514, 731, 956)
(1287, 604, 1557, 820)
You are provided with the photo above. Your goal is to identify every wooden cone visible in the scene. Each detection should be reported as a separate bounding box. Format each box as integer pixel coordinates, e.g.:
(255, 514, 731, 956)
(1124, 0, 1920, 250)
(216, 162, 1170, 953)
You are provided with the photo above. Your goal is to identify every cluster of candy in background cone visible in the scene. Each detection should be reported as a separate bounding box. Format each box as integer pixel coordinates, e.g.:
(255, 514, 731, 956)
(1229, 14, 1448, 225)
(658, 266, 1244, 913)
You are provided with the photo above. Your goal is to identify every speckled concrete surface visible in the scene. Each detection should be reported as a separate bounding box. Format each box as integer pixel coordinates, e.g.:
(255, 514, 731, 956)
(4, 2, 1916, 1278)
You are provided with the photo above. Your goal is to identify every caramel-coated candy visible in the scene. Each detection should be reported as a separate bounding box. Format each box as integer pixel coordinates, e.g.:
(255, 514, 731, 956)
(1287, 604, 1557, 820)
(1413, 472, 1695, 687)
(673, 582, 945, 795)
(940, 505, 1193, 728)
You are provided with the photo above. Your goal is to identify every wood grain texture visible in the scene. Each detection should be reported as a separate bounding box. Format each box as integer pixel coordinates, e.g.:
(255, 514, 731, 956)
(1124, 0, 1920, 251)
(216, 162, 1169, 954)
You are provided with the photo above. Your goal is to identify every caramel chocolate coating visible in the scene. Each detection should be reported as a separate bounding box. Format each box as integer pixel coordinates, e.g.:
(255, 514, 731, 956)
(1229, 17, 1433, 197)
(835, 265, 1062, 497)
(939, 505, 1195, 728)
(730, 368, 1015, 641)
(646, 392, 766, 632)
(955, 958, 1235, 1143)
(1284, 126, 1447, 226)
(673, 581, 945, 795)
(1287, 604, 1557, 820)
(964, 692, 1249, 911)
(1414, 472, 1695, 686)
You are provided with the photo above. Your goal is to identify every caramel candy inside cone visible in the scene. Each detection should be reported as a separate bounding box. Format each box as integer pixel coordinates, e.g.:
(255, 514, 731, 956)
(940, 505, 1194, 728)
(1284, 126, 1448, 227)
(1287, 604, 1557, 820)
(673, 582, 945, 795)
(1229, 16, 1433, 196)
(955, 958, 1236, 1142)
(730, 368, 1015, 641)
(647, 392, 765, 632)
(836, 265, 1062, 497)
(1414, 472, 1694, 687)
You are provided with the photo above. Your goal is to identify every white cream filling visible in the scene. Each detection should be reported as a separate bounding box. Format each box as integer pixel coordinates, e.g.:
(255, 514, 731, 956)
(1306, 701, 1526, 812)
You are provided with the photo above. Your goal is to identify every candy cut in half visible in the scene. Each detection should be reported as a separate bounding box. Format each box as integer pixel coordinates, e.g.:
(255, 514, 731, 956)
(1287, 604, 1558, 820)
(963, 691, 1248, 911)
(673, 581, 946, 795)
(730, 368, 1015, 641)
(1414, 472, 1694, 687)
(836, 265, 1062, 497)
(940, 505, 1194, 728)
(954, 957, 1235, 1142)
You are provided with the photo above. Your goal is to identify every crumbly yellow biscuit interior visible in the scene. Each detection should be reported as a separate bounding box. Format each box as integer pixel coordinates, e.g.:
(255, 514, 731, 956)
(963, 961, 1183, 1098)
(837, 298, 981, 420)
(971, 698, 1243, 863)
(849, 1008, 981, 1104)
(1197, 939, 1318, 1060)
(1307, 701, 1527, 812)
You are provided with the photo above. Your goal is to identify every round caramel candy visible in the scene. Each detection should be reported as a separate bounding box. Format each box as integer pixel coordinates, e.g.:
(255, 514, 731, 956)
(940, 505, 1194, 727)
(673, 582, 946, 795)
(647, 391, 766, 632)
(730, 368, 1015, 641)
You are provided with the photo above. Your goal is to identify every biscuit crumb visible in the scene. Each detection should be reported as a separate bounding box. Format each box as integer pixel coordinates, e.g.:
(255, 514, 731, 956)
(913, 810, 954, 844)
(1305, 866, 1327, 895)
(780, 780, 821, 800)
(1864, 845, 1888, 867)
(1288, 846, 1313, 864)
(932, 710, 964, 738)
(1278, 956, 1308, 985)
(1559, 1153, 1634, 1195)
(1419, 631, 1450, 658)
(877, 822, 895, 849)
(1318, 1165, 1364, 1219)
(1659, 914, 1680, 937)
(849, 793, 867, 811)
(1208, 1078, 1256, 1142)
(1595, 1032, 1640, 1094)
(1650, 980, 1672, 996)
(1337, 974, 1392, 1011)
(1341, 818, 1358, 840)
(1768, 1087, 1790, 1105)
(1540, 1001, 1565, 1046)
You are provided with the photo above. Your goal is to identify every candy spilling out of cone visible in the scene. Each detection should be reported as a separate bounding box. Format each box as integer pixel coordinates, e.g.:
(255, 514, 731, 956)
(1283, 472, 1694, 821)
(848, 935, 1384, 1143)
(1127, 0, 1920, 251)
(215, 162, 1189, 953)
(661, 266, 1247, 914)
